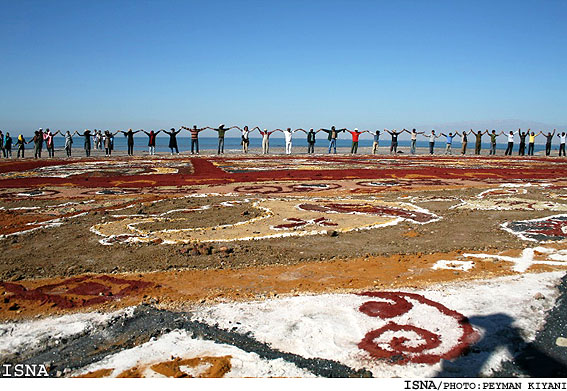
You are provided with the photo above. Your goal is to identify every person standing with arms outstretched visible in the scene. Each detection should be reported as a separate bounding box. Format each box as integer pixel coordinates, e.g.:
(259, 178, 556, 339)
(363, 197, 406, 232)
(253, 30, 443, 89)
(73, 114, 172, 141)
(441, 131, 460, 155)
(118, 128, 141, 156)
(518, 129, 528, 156)
(75, 129, 92, 157)
(320, 126, 346, 154)
(64, 131, 73, 157)
(306, 128, 317, 154)
(527, 131, 539, 156)
(558, 132, 566, 157)
(162, 128, 181, 155)
(409, 129, 423, 155)
(205, 124, 235, 154)
(469, 129, 487, 155)
(32, 130, 43, 158)
(142, 129, 161, 155)
(259, 128, 278, 154)
(103, 131, 113, 157)
(234, 126, 257, 154)
(181, 125, 205, 154)
(372, 130, 381, 154)
(424, 130, 440, 155)
(503, 130, 515, 156)
(347, 128, 368, 154)
(544, 130, 556, 156)
(461, 130, 470, 155)
(488, 130, 498, 155)
(297, 128, 317, 154)
(44, 129, 61, 158)
(33, 128, 44, 158)
(384, 129, 404, 154)
(282, 128, 297, 155)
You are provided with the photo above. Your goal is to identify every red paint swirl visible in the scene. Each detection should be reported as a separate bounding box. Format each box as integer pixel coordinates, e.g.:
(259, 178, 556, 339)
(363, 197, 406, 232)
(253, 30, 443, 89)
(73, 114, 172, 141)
(357, 291, 477, 364)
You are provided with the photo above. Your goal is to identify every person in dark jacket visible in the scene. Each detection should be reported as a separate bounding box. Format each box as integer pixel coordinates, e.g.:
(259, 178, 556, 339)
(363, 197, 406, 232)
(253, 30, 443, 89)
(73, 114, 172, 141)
(163, 128, 181, 155)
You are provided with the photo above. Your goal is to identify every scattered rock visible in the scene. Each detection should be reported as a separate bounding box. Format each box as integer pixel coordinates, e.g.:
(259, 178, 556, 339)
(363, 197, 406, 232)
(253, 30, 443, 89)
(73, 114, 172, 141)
(8, 302, 20, 311)
(556, 337, 567, 347)
(534, 292, 545, 300)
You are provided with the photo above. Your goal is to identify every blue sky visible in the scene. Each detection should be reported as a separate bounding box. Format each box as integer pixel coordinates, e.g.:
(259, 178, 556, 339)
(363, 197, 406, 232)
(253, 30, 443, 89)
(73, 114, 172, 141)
(1, 0, 566, 138)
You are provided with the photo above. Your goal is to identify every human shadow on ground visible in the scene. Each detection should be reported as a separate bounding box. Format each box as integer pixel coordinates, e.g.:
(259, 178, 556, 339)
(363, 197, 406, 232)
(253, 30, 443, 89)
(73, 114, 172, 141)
(435, 313, 567, 377)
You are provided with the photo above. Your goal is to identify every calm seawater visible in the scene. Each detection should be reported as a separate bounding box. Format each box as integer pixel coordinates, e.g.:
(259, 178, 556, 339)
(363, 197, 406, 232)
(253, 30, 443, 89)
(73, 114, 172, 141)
(45, 136, 549, 153)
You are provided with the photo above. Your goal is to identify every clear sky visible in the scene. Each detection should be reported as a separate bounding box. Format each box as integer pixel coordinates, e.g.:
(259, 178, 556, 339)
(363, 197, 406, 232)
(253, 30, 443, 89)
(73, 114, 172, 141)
(1, 0, 566, 137)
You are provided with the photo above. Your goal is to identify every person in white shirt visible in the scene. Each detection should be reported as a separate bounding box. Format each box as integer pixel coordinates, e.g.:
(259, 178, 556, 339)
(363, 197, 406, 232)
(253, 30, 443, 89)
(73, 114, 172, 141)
(259, 128, 278, 154)
(235, 125, 258, 154)
(424, 130, 440, 154)
(282, 128, 294, 155)
(503, 131, 515, 156)
(410, 129, 423, 155)
(558, 132, 566, 157)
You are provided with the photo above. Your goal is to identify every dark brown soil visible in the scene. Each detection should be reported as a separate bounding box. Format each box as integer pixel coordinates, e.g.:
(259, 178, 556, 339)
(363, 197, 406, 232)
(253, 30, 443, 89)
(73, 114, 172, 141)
(0, 186, 560, 281)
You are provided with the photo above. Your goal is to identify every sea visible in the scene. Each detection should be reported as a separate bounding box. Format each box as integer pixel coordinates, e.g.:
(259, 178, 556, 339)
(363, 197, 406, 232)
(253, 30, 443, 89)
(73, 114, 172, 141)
(44, 136, 551, 154)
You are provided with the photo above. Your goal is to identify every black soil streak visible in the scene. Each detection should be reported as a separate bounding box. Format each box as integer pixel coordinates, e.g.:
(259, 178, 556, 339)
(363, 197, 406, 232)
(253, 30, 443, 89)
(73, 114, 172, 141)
(493, 272, 567, 377)
(4, 305, 372, 378)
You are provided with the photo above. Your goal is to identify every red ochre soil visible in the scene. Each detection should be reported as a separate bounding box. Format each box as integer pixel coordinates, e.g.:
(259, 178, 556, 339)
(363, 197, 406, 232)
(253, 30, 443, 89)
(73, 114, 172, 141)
(0, 155, 566, 188)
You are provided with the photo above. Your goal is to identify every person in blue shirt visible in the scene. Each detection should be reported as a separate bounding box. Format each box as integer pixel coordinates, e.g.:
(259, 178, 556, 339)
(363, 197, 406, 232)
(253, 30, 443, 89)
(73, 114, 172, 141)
(440, 132, 461, 155)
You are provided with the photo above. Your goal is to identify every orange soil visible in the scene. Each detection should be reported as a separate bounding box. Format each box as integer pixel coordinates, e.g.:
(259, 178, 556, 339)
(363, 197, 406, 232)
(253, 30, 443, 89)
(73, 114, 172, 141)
(3, 247, 565, 321)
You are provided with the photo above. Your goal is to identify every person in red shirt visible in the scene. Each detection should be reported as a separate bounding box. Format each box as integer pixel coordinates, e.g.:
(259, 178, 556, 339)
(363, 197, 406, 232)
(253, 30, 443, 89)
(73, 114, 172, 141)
(347, 128, 369, 154)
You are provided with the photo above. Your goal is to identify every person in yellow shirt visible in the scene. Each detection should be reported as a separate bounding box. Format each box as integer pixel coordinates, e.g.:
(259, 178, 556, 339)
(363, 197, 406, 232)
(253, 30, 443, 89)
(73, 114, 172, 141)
(527, 130, 541, 156)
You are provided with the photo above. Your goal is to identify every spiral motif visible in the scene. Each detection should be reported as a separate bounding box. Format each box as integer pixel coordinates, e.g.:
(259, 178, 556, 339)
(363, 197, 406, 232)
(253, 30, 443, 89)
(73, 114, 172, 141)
(357, 291, 477, 364)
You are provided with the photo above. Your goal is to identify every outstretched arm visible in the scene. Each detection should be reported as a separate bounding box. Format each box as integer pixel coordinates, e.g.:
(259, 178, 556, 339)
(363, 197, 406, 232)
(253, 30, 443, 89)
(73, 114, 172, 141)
(553, 129, 556, 136)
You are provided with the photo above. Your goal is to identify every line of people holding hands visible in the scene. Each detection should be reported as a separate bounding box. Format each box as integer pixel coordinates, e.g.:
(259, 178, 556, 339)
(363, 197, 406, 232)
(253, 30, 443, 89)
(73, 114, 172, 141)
(1, 125, 565, 158)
